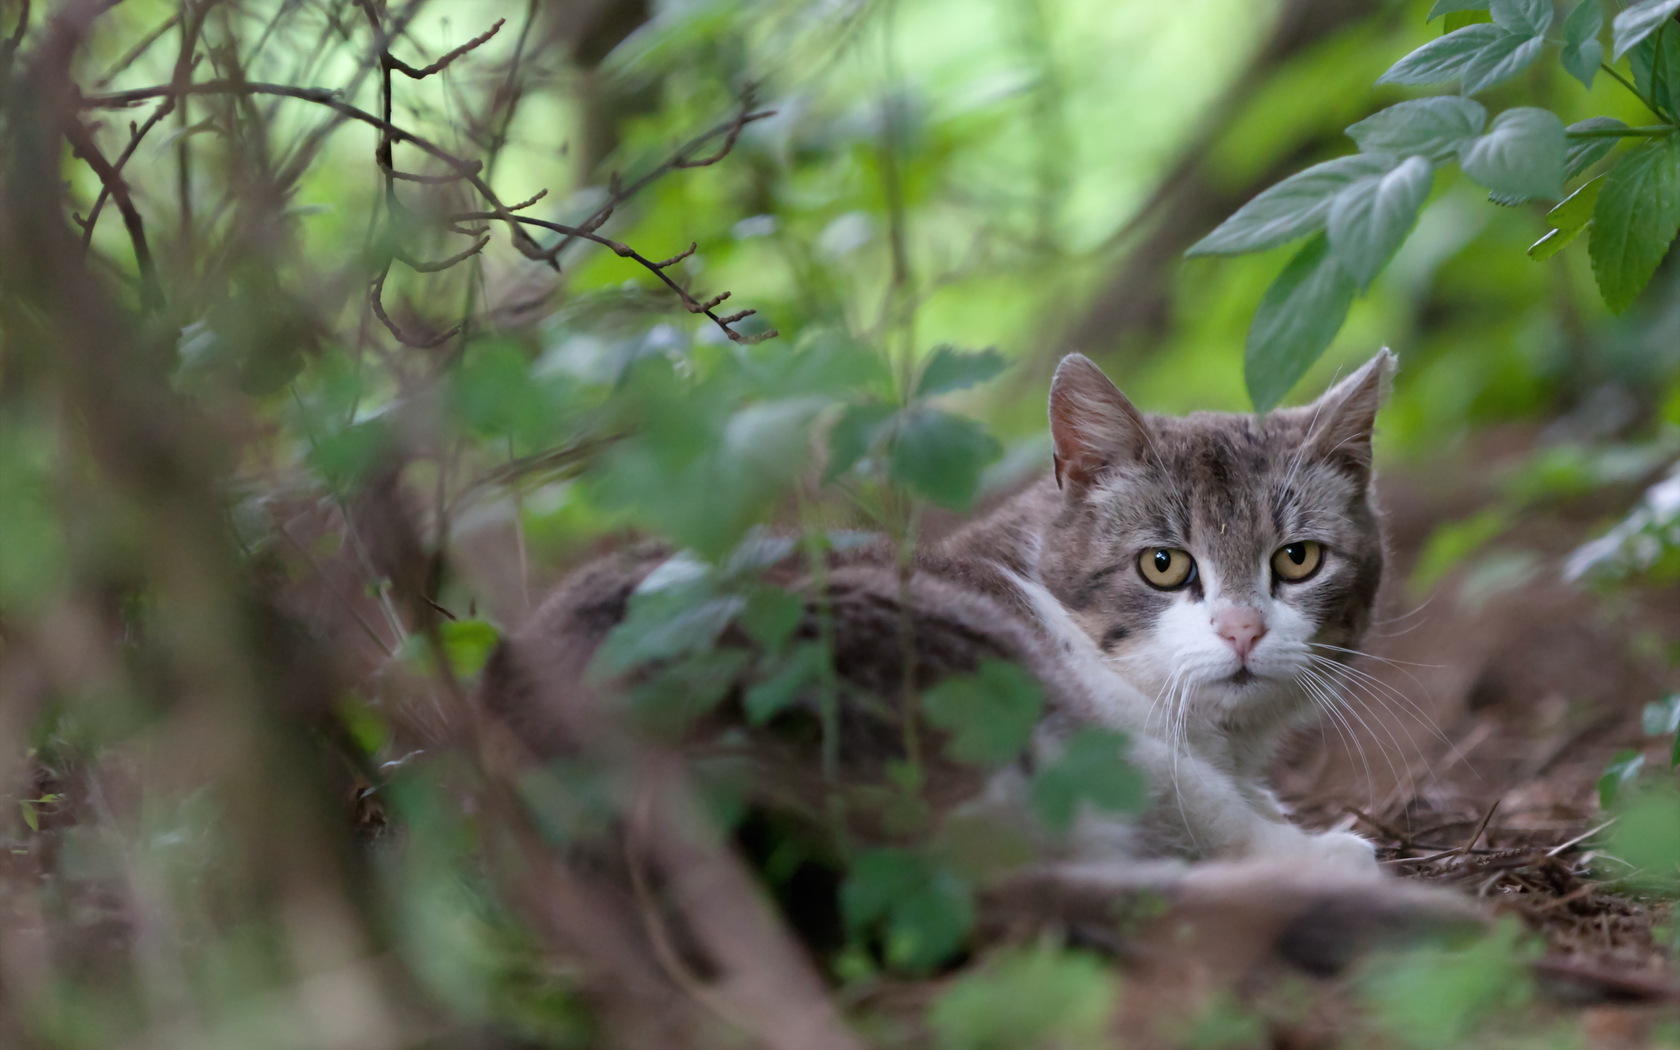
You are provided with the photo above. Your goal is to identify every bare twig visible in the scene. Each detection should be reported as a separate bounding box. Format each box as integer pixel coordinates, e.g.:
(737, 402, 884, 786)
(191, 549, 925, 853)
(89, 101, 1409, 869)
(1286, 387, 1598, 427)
(63, 118, 163, 311)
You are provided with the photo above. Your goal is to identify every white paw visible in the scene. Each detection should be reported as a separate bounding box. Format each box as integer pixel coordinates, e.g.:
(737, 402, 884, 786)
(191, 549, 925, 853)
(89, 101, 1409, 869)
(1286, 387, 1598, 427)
(1245, 822, 1378, 874)
(1304, 829, 1379, 873)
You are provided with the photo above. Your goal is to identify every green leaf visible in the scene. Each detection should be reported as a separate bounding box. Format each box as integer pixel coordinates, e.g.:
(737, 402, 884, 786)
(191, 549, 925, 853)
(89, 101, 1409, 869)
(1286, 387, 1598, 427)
(929, 946, 1117, 1050)
(593, 559, 745, 675)
(914, 346, 1007, 399)
(1527, 176, 1604, 259)
(1629, 23, 1680, 115)
(1377, 23, 1543, 95)
(1565, 118, 1629, 180)
(888, 408, 1002, 510)
(1589, 136, 1680, 313)
(1491, 0, 1551, 35)
(1546, 175, 1605, 234)
(1428, 0, 1489, 20)
(1611, 0, 1680, 60)
(1644, 693, 1680, 737)
(1030, 728, 1149, 833)
(842, 848, 974, 972)
(1244, 235, 1358, 413)
(1561, 0, 1604, 88)
(1459, 107, 1566, 202)
(743, 642, 828, 724)
(1598, 749, 1646, 807)
(1186, 154, 1396, 256)
(1461, 31, 1547, 94)
(824, 401, 895, 481)
(921, 660, 1046, 767)
(1327, 155, 1434, 289)
(437, 619, 499, 678)
(739, 586, 805, 652)
(1346, 97, 1487, 162)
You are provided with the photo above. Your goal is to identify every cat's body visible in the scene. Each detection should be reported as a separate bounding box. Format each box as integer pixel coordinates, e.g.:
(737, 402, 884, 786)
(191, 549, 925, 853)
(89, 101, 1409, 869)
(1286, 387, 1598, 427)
(486, 351, 1395, 875)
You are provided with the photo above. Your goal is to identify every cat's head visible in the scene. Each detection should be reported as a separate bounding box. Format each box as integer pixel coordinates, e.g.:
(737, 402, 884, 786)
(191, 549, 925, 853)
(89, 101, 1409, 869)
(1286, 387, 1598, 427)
(1038, 351, 1393, 729)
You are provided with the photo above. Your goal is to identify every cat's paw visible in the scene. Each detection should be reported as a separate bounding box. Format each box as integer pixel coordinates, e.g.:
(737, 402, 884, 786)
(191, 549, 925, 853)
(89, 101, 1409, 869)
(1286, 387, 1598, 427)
(1245, 821, 1377, 873)
(1302, 829, 1379, 873)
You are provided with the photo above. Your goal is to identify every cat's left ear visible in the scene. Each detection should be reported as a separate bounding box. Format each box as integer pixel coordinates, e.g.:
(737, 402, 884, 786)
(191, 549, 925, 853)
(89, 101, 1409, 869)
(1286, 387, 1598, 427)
(1303, 348, 1396, 480)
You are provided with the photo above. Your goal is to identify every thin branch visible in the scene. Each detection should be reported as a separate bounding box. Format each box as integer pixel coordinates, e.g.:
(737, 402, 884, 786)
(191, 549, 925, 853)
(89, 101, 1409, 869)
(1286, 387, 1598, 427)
(80, 99, 176, 250)
(449, 211, 777, 343)
(63, 118, 163, 311)
(388, 18, 505, 79)
(84, 80, 552, 262)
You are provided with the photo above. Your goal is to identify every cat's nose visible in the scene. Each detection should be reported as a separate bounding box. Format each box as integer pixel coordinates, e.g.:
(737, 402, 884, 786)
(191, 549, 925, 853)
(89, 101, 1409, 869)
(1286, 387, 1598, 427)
(1214, 606, 1267, 660)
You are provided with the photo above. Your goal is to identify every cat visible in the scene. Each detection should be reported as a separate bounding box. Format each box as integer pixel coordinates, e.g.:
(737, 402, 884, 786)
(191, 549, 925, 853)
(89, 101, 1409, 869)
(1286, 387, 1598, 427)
(490, 347, 1404, 873)
(478, 348, 1454, 976)
(936, 348, 1393, 868)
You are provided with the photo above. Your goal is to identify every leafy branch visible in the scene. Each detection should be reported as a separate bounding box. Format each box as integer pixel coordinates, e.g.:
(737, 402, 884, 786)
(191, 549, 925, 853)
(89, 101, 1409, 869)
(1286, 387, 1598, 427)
(1188, 0, 1680, 410)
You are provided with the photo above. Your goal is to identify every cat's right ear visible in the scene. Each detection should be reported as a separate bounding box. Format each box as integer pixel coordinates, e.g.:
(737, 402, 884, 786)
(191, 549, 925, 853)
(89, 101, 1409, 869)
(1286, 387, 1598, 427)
(1048, 354, 1153, 491)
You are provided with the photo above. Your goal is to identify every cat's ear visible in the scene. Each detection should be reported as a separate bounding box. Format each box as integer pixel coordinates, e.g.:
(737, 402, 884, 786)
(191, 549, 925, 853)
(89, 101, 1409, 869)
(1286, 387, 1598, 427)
(1048, 353, 1153, 490)
(1302, 348, 1395, 479)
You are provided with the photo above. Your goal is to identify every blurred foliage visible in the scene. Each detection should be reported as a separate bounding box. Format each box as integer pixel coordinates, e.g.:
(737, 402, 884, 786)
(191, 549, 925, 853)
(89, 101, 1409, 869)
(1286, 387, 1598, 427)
(2, 0, 1679, 1047)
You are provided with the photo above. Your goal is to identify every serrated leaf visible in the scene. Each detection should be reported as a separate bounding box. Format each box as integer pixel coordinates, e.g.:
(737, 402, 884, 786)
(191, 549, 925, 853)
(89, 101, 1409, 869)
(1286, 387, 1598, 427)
(1462, 29, 1547, 94)
(1561, 0, 1604, 87)
(1327, 155, 1434, 289)
(888, 408, 1001, 510)
(1459, 107, 1566, 202)
(743, 641, 827, 724)
(1429, 0, 1489, 18)
(1186, 154, 1397, 256)
(921, 660, 1045, 767)
(1565, 118, 1629, 179)
(1244, 235, 1358, 413)
(1629, 23, 1680, 115)
(1611, 0, 1680, 59)
(1546, 175, 1606, 233)
(1346, 97, 1487, 162)
(1030, 729, 1149, 833)
(914, 346, 1007, 399)
(1491, 0, 1551, 35)
(1379, 24, 1504, 87)
(1527, 226, 1581, 260)
(1589, 136, 1680, 313)
(824, 401, 894, 480)
(842, 848, 974, 973)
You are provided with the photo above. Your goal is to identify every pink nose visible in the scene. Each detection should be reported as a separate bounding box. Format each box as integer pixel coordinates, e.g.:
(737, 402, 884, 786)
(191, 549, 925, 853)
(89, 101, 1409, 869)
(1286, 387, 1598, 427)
(1214, 607, 1267, 660)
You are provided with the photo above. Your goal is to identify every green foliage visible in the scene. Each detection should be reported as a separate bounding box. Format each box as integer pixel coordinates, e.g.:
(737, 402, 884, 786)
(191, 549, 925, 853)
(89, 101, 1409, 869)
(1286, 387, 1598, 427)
(1242, 235, 1358, 412)
(1589, 136, 1680, 313)
(1191, 0, 1680, 406)
(1645, 693, 1680, 768)
(841, 846, 974, 973)
(921, 660, 1045, 766)
(1361, 919, 1538, 1049)
(1599, 749, 1647, 807)
(928, 944, 1117, 1050)
(1029, 728, 1150, 833)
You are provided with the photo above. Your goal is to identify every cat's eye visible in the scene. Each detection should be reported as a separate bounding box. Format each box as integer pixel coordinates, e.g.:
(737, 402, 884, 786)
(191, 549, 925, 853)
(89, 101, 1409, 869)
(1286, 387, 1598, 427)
(1138, 547, 1195, 590)
(1271, 541, 1324, 582)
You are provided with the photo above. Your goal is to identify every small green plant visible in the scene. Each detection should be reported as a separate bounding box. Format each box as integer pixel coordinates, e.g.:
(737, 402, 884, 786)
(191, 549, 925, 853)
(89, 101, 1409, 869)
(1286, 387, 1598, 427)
(1189, 0, 1680, 409)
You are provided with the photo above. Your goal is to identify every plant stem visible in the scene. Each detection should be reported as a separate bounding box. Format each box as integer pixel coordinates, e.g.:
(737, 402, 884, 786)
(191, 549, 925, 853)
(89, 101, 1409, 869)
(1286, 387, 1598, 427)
(1565, 124, 1676, 137)
(1599, 62, 1667, 119)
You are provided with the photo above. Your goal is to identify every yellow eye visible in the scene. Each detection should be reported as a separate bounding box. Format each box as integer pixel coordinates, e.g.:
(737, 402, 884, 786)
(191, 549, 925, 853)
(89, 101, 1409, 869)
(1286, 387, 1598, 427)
(1138, 547, 1195, 590)
(1272, 541, 1324, 582)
